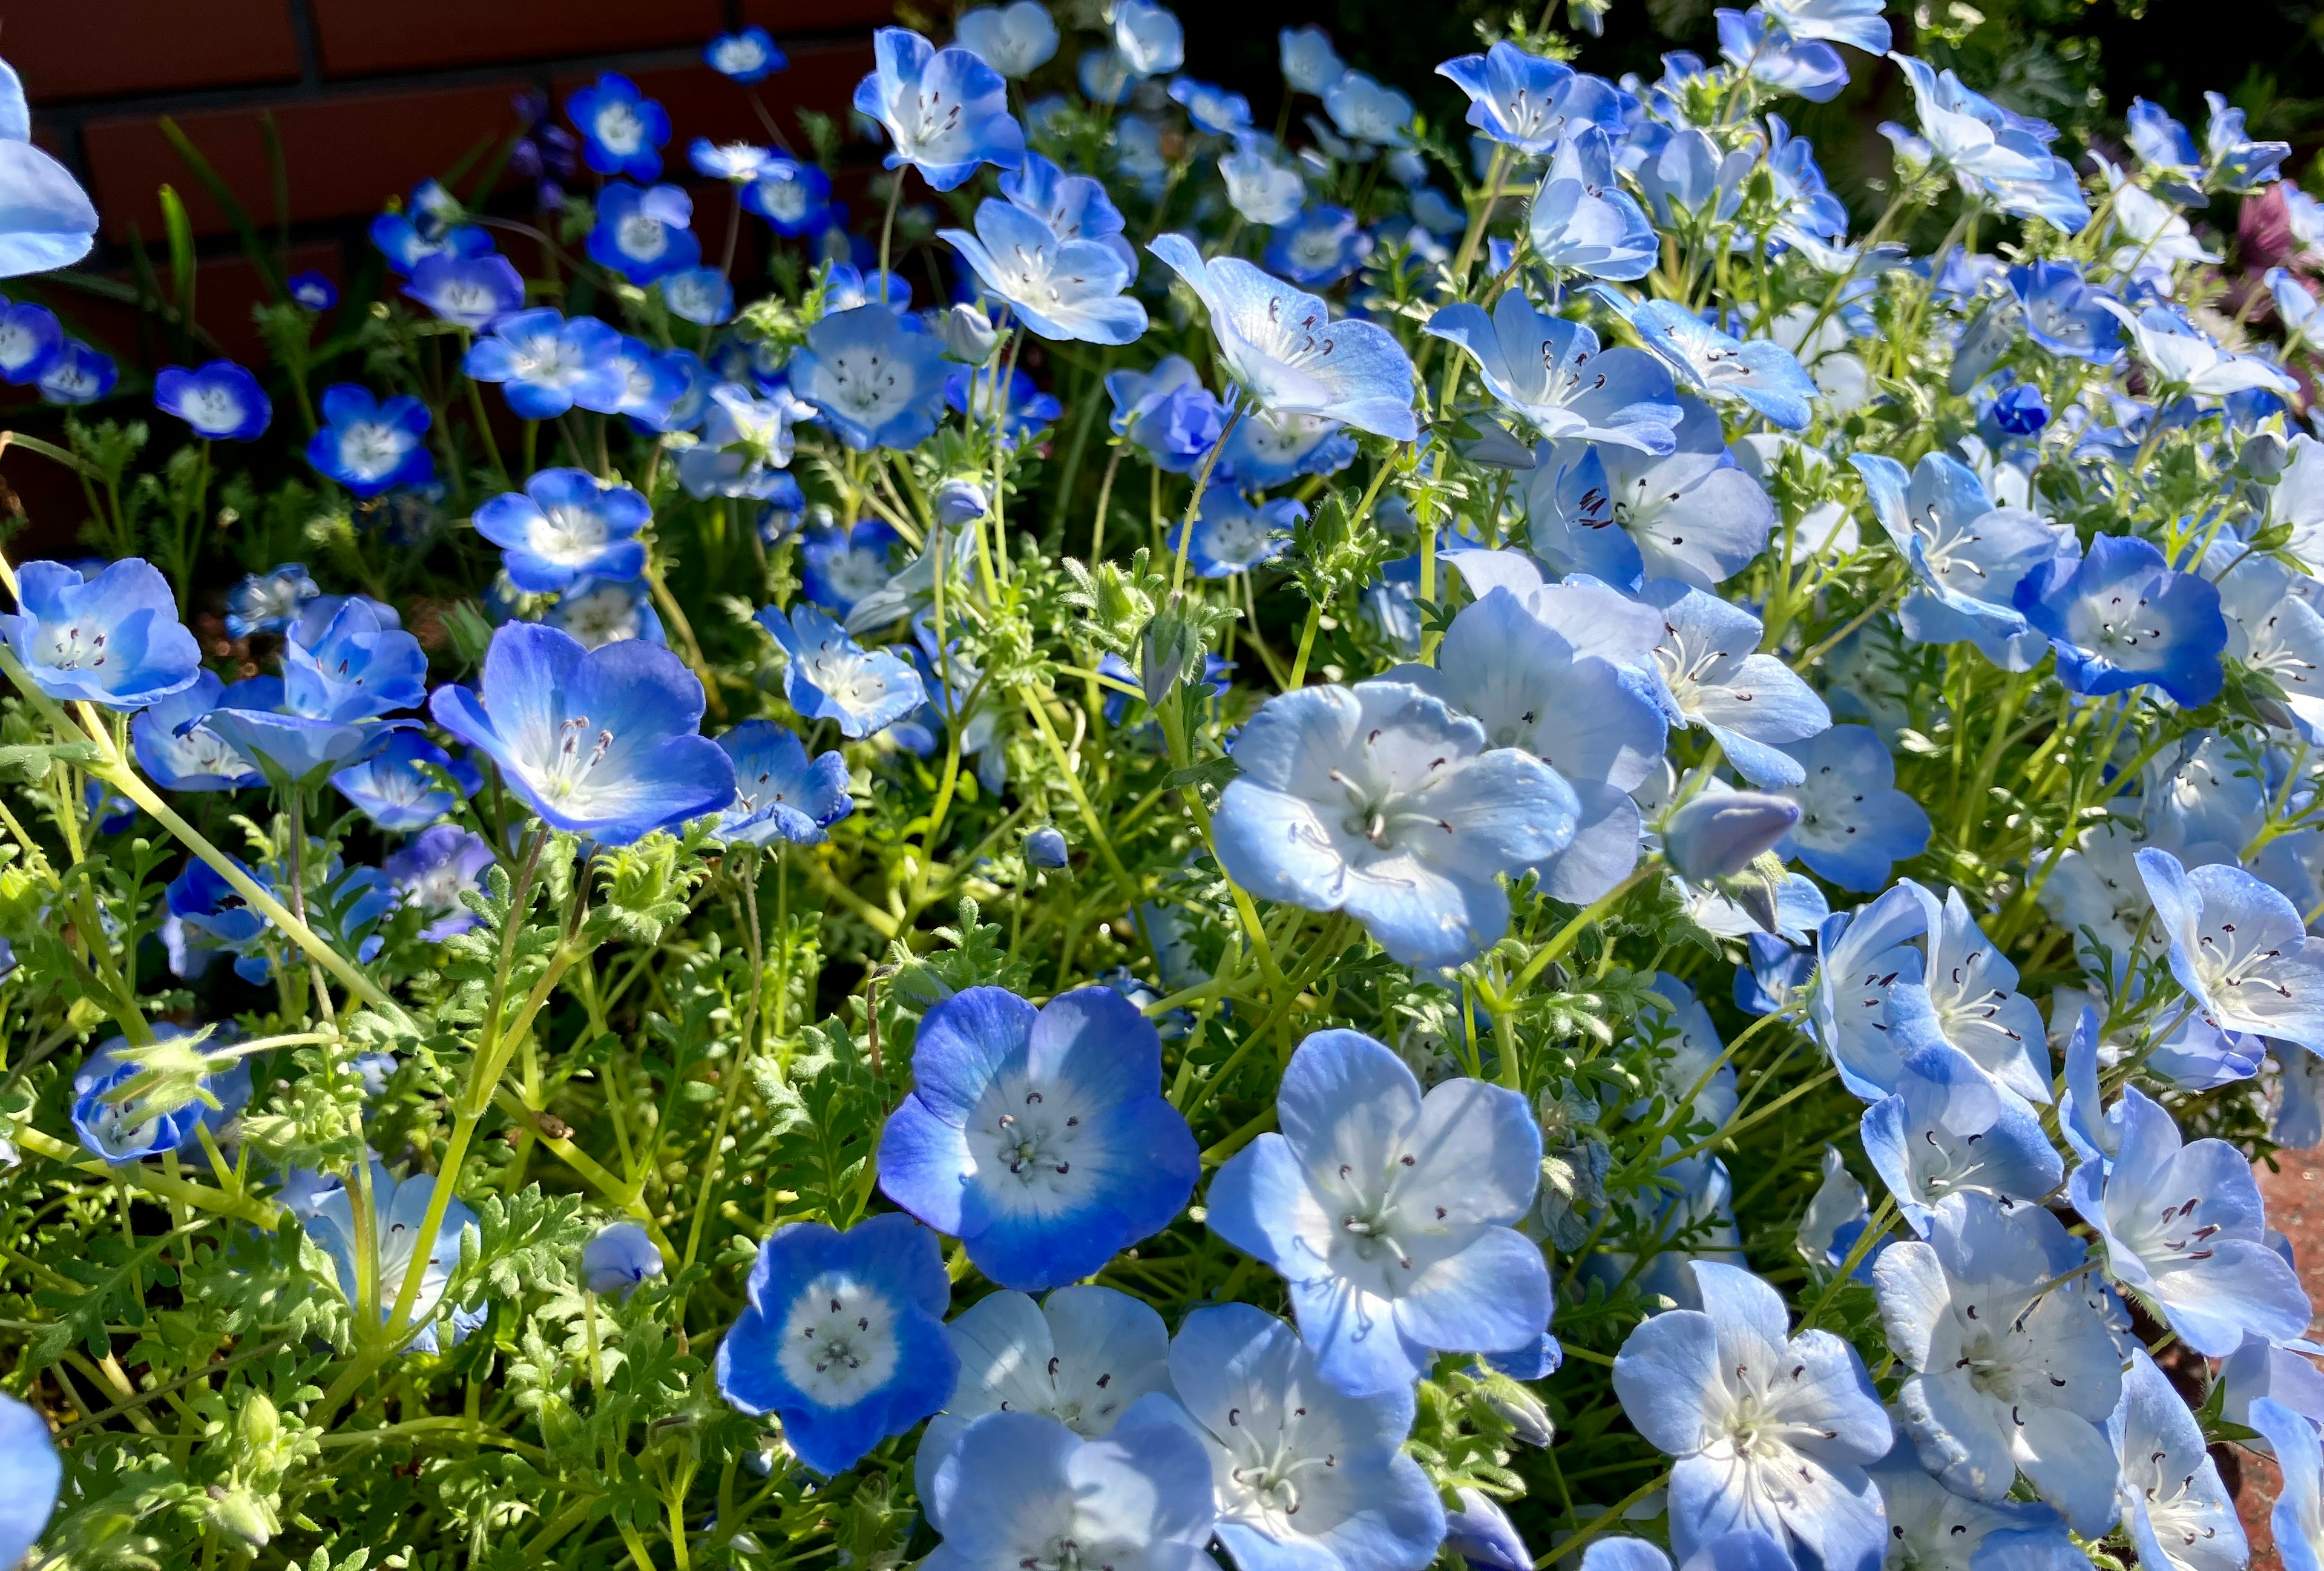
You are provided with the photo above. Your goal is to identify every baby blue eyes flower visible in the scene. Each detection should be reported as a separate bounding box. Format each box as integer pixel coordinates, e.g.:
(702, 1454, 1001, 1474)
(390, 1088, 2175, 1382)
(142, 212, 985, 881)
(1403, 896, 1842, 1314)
(855, 27, 1025, 193)
(1152, 233, 1418, 442)
(0, 299, 60, 383)
(431, 621, 735, 846)
(0, 56, 97, 276)
(2015, 534, 2227, 706)
(1279, 25, 1347, 97)
(306, 384, 433, 498)
(940, 200, 1148, 346)
(743, 157, 835, 235)
(1525, 128, 1660, 282)
(566, 72, 670, 182)
(1638, 582, 1828, 787)
(999, 151, 1134, 267)
(71, 1028, 253, 1165)
(0, 1391, 59, 1569)
(711, 720, 852, 848)
(284, 594, 427, 721)
(2248, 1398, 2324, 1571)
(954, 2, 1059, 78)
(382, 823, 496, 941)
(1109, 0, 1182, 77)
(1607, 296, 1819, 431)
(1324, 71, 1414, 148)
(1612, 1260, 1891, 1570)
(788, 303, 951, 451)
(2101, 300, 2296, 398)
(132, 671, 261, 791)
(1219, 407, 1356, 488)
(1220, 137, 1307, 226)
(1207, 1029, 1551, 1396)
(661, 266, 734, 327)
(1851, 451, 2056, 668)
(878, 985, 1200, 1290)
(2135, 849, 2324, 1051)
(1762, 0, 1891, 51)
(1263, 205, 1367, 288)
(2110, 1349, 2248, 1571)
(464, 309, 626, 421)
(2001, 262, 2123, 365)
(2202, 90, 2290, 193)
(155, 360, 272, 441)
(402, 252, 525, 332)
(473, 468, 651, 594)
(331, 730, 479, 831)
(2068, 1083, 2310, 1355)
(1719, 10, 1849, 103)
(923, 1409, 1219, 1571)
(1866, 1438, 2081, 1571)
(1170, 487, 1306, 578)
(2, 556, 201, 709)
(1426, 291, 1682, 452)
(308, 1160, 482, 1354)
(1860, 1042, 2062, 1236)
(1775, 725, 1932, 891)
(581, 1222, 665, 1296)
(757, 602, 927, 738)
(801, 519, 903, 614)
(39, 338, 116, 405)
(1151, 1301, 1446, 1571)
(705, 26, 786, 82)
(1170, 77, 1252, 136)
(1437, 41, 1624, 156)
(1108, 355, 1229, 473)
(587, 182, 700, 285)
(1213, 679, 1578, 968)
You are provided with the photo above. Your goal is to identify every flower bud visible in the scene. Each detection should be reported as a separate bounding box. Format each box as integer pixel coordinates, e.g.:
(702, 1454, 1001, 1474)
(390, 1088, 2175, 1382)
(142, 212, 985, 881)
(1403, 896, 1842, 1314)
(238, 1392, 280, 1452)
(2245, 430, 2290, 479)
(582, 1220, 666, 1297)
(1025, 826, 1070, 869)
(939, 303, 1003, 366)
(1663, 791, 1799, 881)
(1445, 1488, 1532, 1571)
(933, 478, 991, 528)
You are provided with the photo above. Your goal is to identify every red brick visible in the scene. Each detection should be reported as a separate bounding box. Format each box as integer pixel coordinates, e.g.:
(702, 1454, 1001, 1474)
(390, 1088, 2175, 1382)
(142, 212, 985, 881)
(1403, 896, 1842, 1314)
(0, 0, 299, 104)
(82, 84, 530, 242)
(741, 0, 896, 32)
(310, 0, 724, 78)
(550, 39, 873, 156)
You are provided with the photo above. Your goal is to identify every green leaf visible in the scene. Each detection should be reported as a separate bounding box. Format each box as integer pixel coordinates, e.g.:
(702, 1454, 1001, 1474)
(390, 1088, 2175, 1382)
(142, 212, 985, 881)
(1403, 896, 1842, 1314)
(159, 117, 284, 301)
(159, 183, 199, 328)
(0, 740, 102, 784)
(1162, 757, 1239, 792)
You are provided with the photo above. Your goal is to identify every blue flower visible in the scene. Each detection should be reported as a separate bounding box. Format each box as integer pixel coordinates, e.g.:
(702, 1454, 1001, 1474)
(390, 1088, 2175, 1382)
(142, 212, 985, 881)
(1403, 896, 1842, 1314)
(431, 622, 735, 845)
(1148, 1302, 1445, 1571)
(582, 1222, 665, 1296)
(1661, 791, 1800, 881)
(1605, 295, 1819, 430)
(706, 27, 786, 82)
(942, 200, 1147, 344)
(1152, 233, 1417, 441)
(1220, 137, 1307, 226)
(1169, 77, 1252, 136)
(1426, 292, 1681, 450)
(1774, 725, 1931, 891)
(1324, 70, 1413, 148)
(155, 360, 272, 441)
(548, 576, 665, 649)
(1525, 128, 1659, 282)
(1264, 206, 1368, 288)
(223, 563, 318, 639)
(2015, 534, 2227, 705)
(566, 73, 669, 181)
(2110, 1351, 2248, 1571)
(756, 602, 927, 738)
(0, 1392, 59, 1569)
(1762, 0, 1890, 51)
(1024, 826, 1069, 869)
(38, 338, 116, 404)
(656, 266, 732, 328)
(464, 309, 627, 420)
(955, 3, 1059, 78)
(0, 557, 201, 708)
(2135, 848, 2324, 1050)
(2127, 98, 2204, 202)
(1635, 130, 1756, 228)
(1632, 582, 1827, 786)
(743, 157, 835, 235)
(331, 731, 480, 831)
(165, 854, 274, 981)
(1885, 56, 2089, 233)
(1851, 451, 2056, 668)
(474, 468, 651, 594)
(71, 1027, 253, 1165)
(1613, 1261, 1889, 1569)
(1169, 487, 1305, 578)
(711, 721, 852, 848)
(284, 595, 427, 721)
(402, 252, 525, 332)
(788, 304, 951, 450)
(1108, 355, 1229, 473)
(0, 300, 61, 383)
(587, 182, 699, 284)
(2069, 1083, 2309, 1355)
(854, 28, 1023, 192)
(0, 58, 97, 275)
(1439, 41, 1624, 156)
(678, 383, 816, 498)
(879, 985, 1197, 1289)
(800, 519, 902, 615)
(1445, 1491, 1531, 1571)
(2203, 91, 2290, 194)
(690, 139, 777, 185)
(945, 364, 1060, 446)
(2248, 1398, 2324, 1571)
(1901, 882, 2052, 1101)
(306, 384, 433, 497)
(308, 1159, 482, 1354)
(203, 690, 398, 794)
(1279, 25, 1346, 96)
(1215, 680, 1577, 968)
(1218, 408, 1356, 489)
(922, 1409, 1219, 1571)
(1866, 1437, 2080, 1571)
(1986, 382, 2047, 436)
(1208, 1029, 1549, 1395)
(382, 823, 496, 941)
(1078, 48, 1135, 105)
(131, 671, 262, 791)
(1719, 8, 1848, 102)
(1861, 1042, 2061, 1236)
(2001, 262, 2122, 365)
(1870, 1193, 2122, 1535)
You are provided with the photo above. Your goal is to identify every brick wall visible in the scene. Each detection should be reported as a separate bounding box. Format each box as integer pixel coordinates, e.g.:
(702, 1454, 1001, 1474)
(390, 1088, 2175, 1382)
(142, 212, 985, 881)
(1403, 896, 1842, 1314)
(0, 0, 893, 553)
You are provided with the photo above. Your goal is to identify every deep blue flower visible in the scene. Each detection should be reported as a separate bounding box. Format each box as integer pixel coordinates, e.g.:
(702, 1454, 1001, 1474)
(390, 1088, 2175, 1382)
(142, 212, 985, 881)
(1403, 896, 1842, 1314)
(587, 182, 699, 285)
(1024, 825, 1069, 868)
(715, 1213, 957, 1474)
(2015, 533, 2227, 705)
(710, 720, 852, 848)
(331, 730, 481, 831)
(0, 59, 96, 276)
(71, 1027, 253, 1165)
(1108, 355, 1229, 473)
(402, 252, 525, 332)
(954, 2, 1059, 77)
(431, 621, 735, 845)
(306, 384, 433, 497)
(1152, 233, 1417, 441)
(154, 360, 272, 441)
(756, 602, 927, 739)
(742, 157, 833, 236)
(1861, 1042, 2061, 1236)
(1988, 381, 2047, 436)
(1208, 1029, 1550, 1395)
(706, 27, 786, 82)
(283, 596, 427, 722)
(1214, 680, 1577, 968)
(1169, 487, 1305, 578)
(281, 271, 336, 312)
(1774, 725, 1931, 891)
(2111, 1351, 2247, 1571)
(1736, 930, 1816, 1016)
(1218, 407, 1357, 489)
(223, 562, 318, 639)
(309, 1159, 481, 1354)
(474, 468, 650, 594)
(1, 557, 201, 709)
(1719, 8, 1848, 102)
(382, 823, 496, 941)
(1438, 41, 1624, 156)
(165, 854, 275, 981)
(923, 1410, 1219, 1571)
(464, 309, 627, 420)
(879, 986, 1198, 1289)
(369, 179, 492, 275)
(131, 671, 262, 791)
(942, 200, 1146, 344)
(566, 73, 669, 181)
(582, 1222, 665, 1296)
(788, 304, 950, 450)
(0, 300, 61, 383)
(2135, 848, 2324, 1050)
(1426, 291, 1681, 450)
(2001, 262, 2122, 364)
(1613, 1260, 1890, 1569)
(945, 364, 1060, 446)
(1525, 128, 1658, 282)
(1264, 206, 1368, 288)
(38, 338, 116, 404)
(854, 28, 1024, 192)
(1852, 450, 2057, 668)
(801, 519, 902, 615)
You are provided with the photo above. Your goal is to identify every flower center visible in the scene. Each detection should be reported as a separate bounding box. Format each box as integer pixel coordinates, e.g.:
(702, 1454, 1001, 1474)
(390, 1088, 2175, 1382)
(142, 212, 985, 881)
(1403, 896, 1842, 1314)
(341, 421, 406, 476)
(617, 214, 668, 259)
(36, 619, 107, 673)
(595, 104, 645, 154)
(536, 714, 617, 800)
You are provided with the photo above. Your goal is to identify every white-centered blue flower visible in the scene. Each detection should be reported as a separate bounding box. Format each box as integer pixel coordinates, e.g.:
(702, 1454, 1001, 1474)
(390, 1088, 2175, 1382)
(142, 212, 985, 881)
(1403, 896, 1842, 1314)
(1808, 882, 1949, 1101)
(1865, 1434, 2079, 1571)
(1220, 137, 1307, 226)
(1903, 883, 2052, 1102)
(1322, 71, 1413, 148)
(2248, 1398, 2324, 1571)
(1526, 128, 1659, 282)
(1861, 1043, 2063, 1236)
(1437, 41, 1624, 157)
(308, 1158, 482, 1354)
(710, 720, 852, 848)
(1207, 1029, 1551, 1397)
(922, 1409, 1221, 1571)
(788, 304, 951, 452)
(1775, 726, 1932, 892)
(1170, 487, 1305, 578)
(1529, 406, 1779, 588)
(853, 27, 1025, 192)
(1279, 26, 1346, 97)
(1600, 294, 1819, 431)
(2135, 848, 2324, 1051)
(1635, 582, 1829, 786)
(2101, 299, 2297, 399)
(0, 56, 97, 276)
(1, 556, 202, 710)
(473, 467, 651, 593)
(954, 2, 1058, 77)
(582, 1222, 665, 1296)
(1764, 0, 1891, 51)
(0, 1390, 59, 1567)
(940, 200, 1147, 345)
(1851, 452, 2059, 670)
(1426, 291, 1682, 451)
(757, 602, 927, 739)
(2109, 1350, 2247, 1571)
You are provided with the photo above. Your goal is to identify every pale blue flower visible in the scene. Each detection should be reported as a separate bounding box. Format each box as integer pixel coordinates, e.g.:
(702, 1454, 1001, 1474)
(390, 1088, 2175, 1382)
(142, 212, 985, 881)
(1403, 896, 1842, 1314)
(1662, 791, 1799, 881)
(922, 1410, 1219, 1571)
(582, 1222, 664, 1296)
(2249, 1397, 2324, 1571)
(1853, 450, 2056, 669)
(2102, 299, 2296, 398)
(661, 266, 733, 326)
(801, 519, 902, 616)
(954, 3, 1059, 78)
(788, 304, 951, 450)
(131, 671, 262, 792)
(474, 469, 649, 593)
(1024, 826, 1069, 869)
(743, 158, 833, 235)
(2270, 268, 2320, 352)
(382, 824, 495, 941)
(1862, 1043, 2061, 1235)
(2128, 99, 2204, 203)
(941, 200, 1147, 344)
(1775, 725, 1932, 891)
(1279, 26, 1346, 97)
(757, 602, 927, 738)
(1170, 77, 1252, 136)
(1445, 1490, 1531, 1571)
(1637, 582, 1828, 786)
(1217, 407, 1357, 488)
(331, 731, 480, 832)
(71, 1027, 253, 1165)
(1885, 56, 2087, 233)
(1113, 0, 1183, 75)
(2110, 1351, 2247, 1571)
(853, 27, 1024, 192)
(1528, 417, 1777, 590)
(1425, 291, 1682, 450)
(1762, 0, 1890, 50)
(0, 57, 97, 275)
(999, 151, 1135, 269)
(1635, 130, 1756, 227)
(588, 182, 698, 284)
(403, 252, 525, 332)
(1169, 487, 1305, 578)
(678, 382, 817, 498)
(0, 1391, 59, 1568)
(2204, 91, 2290, 193)
(710, 721, 852, 848)
(1718, 9, 1848, 103)
(1207, 1029, 1551, 1395)
(547, 576, 664, 649)
(309, 1158, 482, 1354)
(1613, 1261, 1889, 1569)
(1324, 71, 1414, 148)
(1604, 295, 1819, 430)
(1902, 883, 2052, 1101)
(1, 557, 201, 709)
(1264, 206, 1368, 288)
(1438, 42, 1624, 156)
(1866, 1437, 2081, 1571)
(1108, 355, 1228, 473)
(1220, 137, 1306, 226)
(1525, 128, 1659, 282)
(2016, 535, 2227, 706)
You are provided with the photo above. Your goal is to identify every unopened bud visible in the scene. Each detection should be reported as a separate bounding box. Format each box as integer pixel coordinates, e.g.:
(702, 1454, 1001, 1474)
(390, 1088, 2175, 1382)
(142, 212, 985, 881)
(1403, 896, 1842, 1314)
(1663, 791, 1799, 882)
(239, 1392, 280, 1452)
(1445, 1488, 1532, 1571)
(2244, 430, 2290, 480)
(940, 303, 1003, 366)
